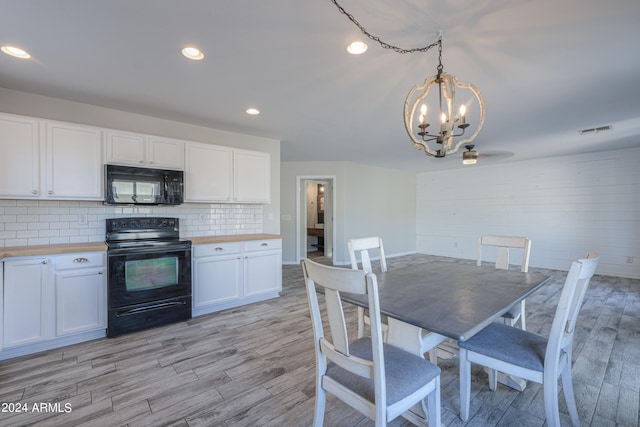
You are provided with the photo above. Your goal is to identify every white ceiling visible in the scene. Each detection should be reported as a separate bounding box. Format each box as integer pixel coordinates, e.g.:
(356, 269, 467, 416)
(1, 0, 639, 172)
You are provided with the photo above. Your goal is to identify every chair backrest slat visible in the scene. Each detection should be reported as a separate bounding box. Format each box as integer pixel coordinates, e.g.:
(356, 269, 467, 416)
(478, 235, 531, 273)
(348, 236, 387, 273)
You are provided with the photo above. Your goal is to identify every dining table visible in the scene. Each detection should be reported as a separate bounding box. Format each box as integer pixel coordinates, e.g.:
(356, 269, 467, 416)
(341, 259, 551, 423)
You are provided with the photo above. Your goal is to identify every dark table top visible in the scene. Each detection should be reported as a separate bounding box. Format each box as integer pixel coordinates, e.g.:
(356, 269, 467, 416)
(342, 261, 551, 341)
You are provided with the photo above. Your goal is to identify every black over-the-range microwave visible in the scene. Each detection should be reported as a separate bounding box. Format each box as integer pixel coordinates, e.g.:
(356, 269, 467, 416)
(104, 164, 184, 206)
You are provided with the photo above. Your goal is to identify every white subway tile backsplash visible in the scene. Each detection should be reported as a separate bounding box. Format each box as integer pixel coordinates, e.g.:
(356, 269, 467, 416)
(5, 207, 28, 215)
(0, 200, 264, 247)
(17, 230, 39, 238)
(4, 223, 27, 231)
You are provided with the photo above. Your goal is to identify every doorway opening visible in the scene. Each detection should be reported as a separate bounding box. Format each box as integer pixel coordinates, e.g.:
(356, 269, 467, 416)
(296, 176, 335, 265)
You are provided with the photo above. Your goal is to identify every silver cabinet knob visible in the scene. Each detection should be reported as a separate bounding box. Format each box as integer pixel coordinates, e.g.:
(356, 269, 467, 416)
(73, 257, 89, 263)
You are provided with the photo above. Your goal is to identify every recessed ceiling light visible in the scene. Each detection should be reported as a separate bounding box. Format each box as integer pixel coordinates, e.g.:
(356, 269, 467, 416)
(181, 46, 204, 60)
(346, 41, 368, 55)
(246, 108, 260, 115)
(1, 45, 31, 59)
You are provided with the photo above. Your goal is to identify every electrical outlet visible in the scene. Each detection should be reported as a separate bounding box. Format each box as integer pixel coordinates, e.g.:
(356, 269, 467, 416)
(626, 256, 634, 264)
(199, 214, 207, 223)
(78, 214, 88, 226)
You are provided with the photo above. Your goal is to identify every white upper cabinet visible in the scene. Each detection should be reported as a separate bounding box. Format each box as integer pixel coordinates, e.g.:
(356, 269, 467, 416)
(45, 121, 103, 199)
(0, 112, 270, 204)
(234, 149, 271, 203)
(184, 142, 271, 204)
(0, 113, 102, 200)
(105, 130, 184, 170)
(0, 113, 40, 197)
(184, 142, 233, 202)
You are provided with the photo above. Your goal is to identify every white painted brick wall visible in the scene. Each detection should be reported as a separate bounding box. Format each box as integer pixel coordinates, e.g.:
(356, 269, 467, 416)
(0, 200, 263, 247)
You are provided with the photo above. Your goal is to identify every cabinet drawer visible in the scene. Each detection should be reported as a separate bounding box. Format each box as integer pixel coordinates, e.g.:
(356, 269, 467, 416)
(193, 242, 242, 258)
(243, 239, 282, 252)
(56, 252, 105, 270)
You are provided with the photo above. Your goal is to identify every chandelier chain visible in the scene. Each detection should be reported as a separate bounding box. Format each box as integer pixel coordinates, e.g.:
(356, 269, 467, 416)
(330, 0, 439, 54)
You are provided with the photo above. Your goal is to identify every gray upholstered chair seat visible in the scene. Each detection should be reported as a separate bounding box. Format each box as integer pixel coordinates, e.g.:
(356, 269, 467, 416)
(326, 337, 441, 405)
(458, 323, 547, 372)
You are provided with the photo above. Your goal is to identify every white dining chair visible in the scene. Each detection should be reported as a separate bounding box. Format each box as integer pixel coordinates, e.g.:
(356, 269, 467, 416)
(348, 236, 442, 364)
(302, 259, 441, 427)
(347, 236, 388, 339)
(459, 252, 600, 426)
(478, 235, 531, 330)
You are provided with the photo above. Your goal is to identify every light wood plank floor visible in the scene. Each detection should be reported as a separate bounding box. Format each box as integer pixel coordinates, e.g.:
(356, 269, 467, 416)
(0, 254, 638, 426)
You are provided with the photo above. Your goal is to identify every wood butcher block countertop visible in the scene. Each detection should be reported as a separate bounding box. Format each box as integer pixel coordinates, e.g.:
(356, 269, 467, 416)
(0, 242, 108, 260)
(189, 233, 283, 245)
(0, 234, 283, 261)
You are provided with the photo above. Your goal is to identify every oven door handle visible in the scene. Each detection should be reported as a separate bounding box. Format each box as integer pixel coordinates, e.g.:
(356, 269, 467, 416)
(116, 301, 187, 317)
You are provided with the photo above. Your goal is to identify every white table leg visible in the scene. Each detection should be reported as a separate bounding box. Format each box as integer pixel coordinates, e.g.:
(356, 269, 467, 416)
(386, 318, 447, 426)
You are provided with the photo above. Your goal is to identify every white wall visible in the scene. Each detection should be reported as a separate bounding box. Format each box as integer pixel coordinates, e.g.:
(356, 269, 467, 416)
(416, 146, 640, 279)
(280, 161, 416, 265)
(0, 88, 281, 238)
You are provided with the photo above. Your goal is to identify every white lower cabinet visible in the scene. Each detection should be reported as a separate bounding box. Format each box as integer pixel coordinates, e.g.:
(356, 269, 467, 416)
(193, 243, 242, 310)
(192, 239, 282, 316)
(244, 240, 282, 297)
(55, 252, 106, 336)
(1, 252, 107, 360)
(3, 258, 53, 348)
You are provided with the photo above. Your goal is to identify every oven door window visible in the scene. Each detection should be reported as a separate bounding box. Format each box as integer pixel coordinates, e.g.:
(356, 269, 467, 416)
(112, 179, 159, 204)
(125, 257, 178, 291)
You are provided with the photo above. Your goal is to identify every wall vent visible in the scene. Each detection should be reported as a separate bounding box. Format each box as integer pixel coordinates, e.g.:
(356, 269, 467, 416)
(578, 125, 613, 135)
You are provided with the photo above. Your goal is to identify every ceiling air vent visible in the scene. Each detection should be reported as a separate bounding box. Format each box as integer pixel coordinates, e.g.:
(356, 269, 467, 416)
(578, 125, 613, 135)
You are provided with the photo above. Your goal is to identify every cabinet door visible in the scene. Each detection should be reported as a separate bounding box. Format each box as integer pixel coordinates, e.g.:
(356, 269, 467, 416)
(0, 113, 40, 198)
(147, 136, 185, 170)
(244, 250, 282, 297)
(193, 254, 242, 307)
(55, 268, 106, 336)
(3, 258, 52, 348)
(234, 149, 271, 203)
(46, 121, 103, 199)
(184, 142, 233, 202)
(105, 130, 146, 166)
